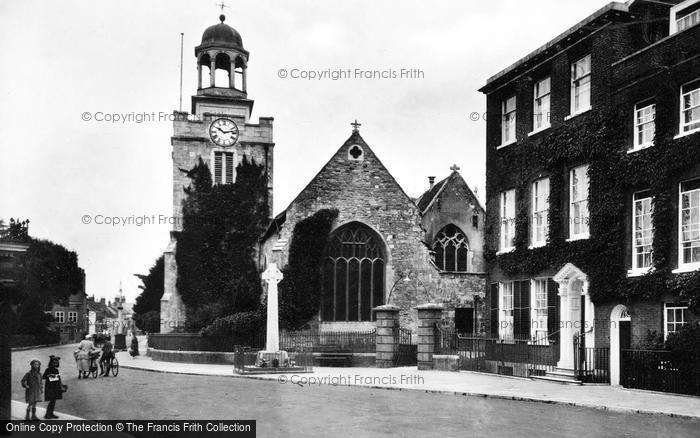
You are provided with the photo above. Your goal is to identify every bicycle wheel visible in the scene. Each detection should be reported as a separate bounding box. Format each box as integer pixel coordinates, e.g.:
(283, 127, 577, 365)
(90, 362, 98, 379)
(110, 357, 119, 376)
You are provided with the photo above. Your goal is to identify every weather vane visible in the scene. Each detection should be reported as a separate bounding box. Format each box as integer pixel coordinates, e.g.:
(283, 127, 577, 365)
(216, 1, 229, 13)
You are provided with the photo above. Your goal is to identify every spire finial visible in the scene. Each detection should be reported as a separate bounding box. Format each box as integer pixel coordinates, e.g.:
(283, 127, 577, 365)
(450, 164, 460, 172)
(351, 119, 361, 133)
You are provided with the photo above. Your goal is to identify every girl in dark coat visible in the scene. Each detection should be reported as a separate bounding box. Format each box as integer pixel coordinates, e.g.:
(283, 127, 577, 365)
(129, 334, 139, 357)
(20, 360, 42, 421)
(42, 355, 66, 419)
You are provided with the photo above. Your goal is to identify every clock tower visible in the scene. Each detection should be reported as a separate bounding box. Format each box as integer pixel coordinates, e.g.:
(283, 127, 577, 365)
(161, 15, 275, 333)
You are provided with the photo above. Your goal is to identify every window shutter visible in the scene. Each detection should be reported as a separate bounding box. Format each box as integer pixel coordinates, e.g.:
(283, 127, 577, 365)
(490, 283, 499, 337)
(513, 281, 522, 339)
(225, 152, 234, 183)
(547, 279, 559, 343)
(519, 280, 531, 340)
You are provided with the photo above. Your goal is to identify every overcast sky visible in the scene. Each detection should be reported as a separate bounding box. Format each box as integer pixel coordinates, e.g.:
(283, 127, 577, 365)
(0, 0, 613, 302)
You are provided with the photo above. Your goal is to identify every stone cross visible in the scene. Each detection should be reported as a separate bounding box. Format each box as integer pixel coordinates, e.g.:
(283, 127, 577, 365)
(262, 263, 284, 352)
(450, 164, 460, 172)
(351, 119, 361, 133)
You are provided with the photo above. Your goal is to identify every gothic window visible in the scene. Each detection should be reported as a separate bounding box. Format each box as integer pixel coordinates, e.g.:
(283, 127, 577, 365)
(321, 223, 385, 322)
(432, 224, 470, 272)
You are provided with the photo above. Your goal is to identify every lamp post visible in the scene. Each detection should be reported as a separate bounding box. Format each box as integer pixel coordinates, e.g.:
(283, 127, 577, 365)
(386, 270, 433, 305)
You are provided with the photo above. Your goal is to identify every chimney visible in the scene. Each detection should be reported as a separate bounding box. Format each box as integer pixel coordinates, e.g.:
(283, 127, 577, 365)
(428, 176, 436, 189)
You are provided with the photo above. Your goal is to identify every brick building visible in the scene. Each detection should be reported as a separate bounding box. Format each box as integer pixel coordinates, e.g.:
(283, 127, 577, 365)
(259, 129, 486, 331)
(480, 0, 700, 383)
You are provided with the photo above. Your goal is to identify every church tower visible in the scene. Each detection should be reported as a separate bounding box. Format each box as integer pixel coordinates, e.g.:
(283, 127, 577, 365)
(161, 15, 275, 333)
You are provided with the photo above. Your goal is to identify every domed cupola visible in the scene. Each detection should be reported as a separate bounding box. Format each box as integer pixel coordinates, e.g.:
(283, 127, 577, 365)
(194, 14, 249, 97)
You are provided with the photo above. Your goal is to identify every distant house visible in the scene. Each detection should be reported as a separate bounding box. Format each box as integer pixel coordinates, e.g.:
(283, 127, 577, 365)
(45, 271, 87, 344)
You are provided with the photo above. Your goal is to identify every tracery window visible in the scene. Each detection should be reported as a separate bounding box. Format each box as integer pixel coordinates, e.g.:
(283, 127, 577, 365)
(432, 224, 470, 272)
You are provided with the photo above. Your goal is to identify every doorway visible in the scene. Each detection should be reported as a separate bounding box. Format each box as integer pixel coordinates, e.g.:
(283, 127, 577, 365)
(455, 308, 474, 335)
(610, 304, 631, 385)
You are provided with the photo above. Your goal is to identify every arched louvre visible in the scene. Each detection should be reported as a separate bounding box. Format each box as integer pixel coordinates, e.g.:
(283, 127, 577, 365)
(432, 224, 471, 273)
(322, 223, 385, 322)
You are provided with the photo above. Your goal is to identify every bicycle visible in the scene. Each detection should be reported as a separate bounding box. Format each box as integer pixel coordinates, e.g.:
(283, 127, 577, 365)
(86, 352, 100, 379)
(100, 355, 120, 377)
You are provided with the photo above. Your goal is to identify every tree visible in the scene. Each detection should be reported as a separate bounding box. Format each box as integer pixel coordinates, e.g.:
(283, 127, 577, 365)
(176, 156, 269, 330)
(133, 255, 165, 332)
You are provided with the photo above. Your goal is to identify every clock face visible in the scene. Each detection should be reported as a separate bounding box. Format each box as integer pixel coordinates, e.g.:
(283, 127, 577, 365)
(209, 118, 239, 147)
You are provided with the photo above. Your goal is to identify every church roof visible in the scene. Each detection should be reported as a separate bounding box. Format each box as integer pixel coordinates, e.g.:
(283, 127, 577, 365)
(415, 170, 484, 215)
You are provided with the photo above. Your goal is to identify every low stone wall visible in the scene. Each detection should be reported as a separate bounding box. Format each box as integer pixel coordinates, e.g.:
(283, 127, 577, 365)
(148, 347, 376, 366)
(432, 354, 460, 372)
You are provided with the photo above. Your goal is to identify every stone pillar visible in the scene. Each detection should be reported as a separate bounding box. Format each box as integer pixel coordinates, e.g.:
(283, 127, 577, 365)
(373, 305, 400, 368)
(160, 233, 185, 334)
(242, 66, 247, 93)
(557, 283, 573, 370)
(415, 303, 443, 370)
(209, 55, 216, 87)
(197, 63, 202, 89)
(229, 58, 236, 89)
(262, 263, 283, 352)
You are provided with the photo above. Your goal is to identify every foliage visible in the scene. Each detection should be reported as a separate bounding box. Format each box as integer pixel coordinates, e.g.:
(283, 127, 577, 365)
(133, 255, 165, 315)
(133, 310, 161, 334)
(278, 209, 338, 330)
(176, 156, 269, 330)
(665, 323, 700, 393)
(201, 310, 265, 337)
(635, 330, 665, 350)
(484, 101, 700, 309)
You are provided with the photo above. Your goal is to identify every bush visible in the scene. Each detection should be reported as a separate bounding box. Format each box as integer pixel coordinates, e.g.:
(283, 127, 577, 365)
(665, 322, 700, 394)
(201, 310, 265, 338)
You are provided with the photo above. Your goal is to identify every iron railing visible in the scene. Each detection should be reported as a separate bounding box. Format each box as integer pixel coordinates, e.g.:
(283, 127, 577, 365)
(149, 329, 376, 353)
(573, 333, 610, 383)
(437, 326, 558, 377)
(393, 327, 417, 366)
(621, 349, 700, 396)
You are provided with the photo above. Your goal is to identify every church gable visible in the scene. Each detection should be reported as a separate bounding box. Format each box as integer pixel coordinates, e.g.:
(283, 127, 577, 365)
(287, 131, 417, 219)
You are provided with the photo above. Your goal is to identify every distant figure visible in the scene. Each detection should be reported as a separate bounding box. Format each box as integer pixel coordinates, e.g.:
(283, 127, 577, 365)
(129, 334, 140, 358)
(20, 360, 42, 421)
(74, 334, 95, 379)
(42, 355, 66, 419)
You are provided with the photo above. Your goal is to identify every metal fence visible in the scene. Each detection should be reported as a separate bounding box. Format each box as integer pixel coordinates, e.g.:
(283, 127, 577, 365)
(621, 349, 700, 396)
(574, 333, 610, 383)
(437, 326, 558, 377)
(393, 327, 417, 367)
(149, 329, 376, 353)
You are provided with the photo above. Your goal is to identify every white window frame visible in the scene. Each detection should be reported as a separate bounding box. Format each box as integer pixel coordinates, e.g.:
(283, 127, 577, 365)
(500, 96, 517, 147)
(664, 303, 689, 338)
(680, 79, 700, 135)
(671, 0, 700, 34)
(54, 311, 65, 324)
(210, 149, 237, 185)
(632, 103, 655, 151)
(679, 179, 700, 270)
(68, 311, 78, 323)
(499, 189, 516, 252)
(632, 193, 654, 272)
(531, 178, 549, 247)
(570, 55, 591, 116)
(533, 77, 551, 132)
(530, 279, 548, 344)
(499, 282, 514, 340)
(569, 165, 590, 240)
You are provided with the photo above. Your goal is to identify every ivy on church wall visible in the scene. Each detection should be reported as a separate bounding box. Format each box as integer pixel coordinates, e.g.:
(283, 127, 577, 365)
(278, 209, 339, 330)
(484, 95, 700, 311)
(176, 156, 270, 331)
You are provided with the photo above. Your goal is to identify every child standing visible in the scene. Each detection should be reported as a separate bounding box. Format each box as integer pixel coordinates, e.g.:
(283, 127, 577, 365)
(20, 360, 42, 421)
(42, 355, 66, 419)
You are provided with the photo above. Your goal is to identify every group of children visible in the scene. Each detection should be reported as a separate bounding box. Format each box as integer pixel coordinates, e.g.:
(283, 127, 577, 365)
(20, 355, 66, 420)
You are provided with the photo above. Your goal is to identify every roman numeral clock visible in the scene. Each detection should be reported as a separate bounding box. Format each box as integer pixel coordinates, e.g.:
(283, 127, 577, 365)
(209, 117, 239, 147)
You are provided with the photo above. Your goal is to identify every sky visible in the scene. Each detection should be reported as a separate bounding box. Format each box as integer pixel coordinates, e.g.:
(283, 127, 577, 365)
(0, 0, 614, 302)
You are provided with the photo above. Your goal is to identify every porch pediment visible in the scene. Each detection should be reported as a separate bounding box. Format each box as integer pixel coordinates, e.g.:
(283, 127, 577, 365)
(552, 263, 588, 284)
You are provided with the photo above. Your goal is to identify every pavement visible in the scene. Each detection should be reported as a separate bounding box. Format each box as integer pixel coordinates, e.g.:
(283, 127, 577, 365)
(10, 400, 83, 420)
(115, 338, 700, 420)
